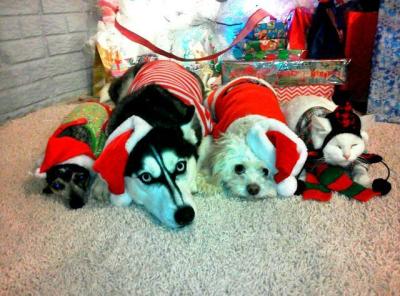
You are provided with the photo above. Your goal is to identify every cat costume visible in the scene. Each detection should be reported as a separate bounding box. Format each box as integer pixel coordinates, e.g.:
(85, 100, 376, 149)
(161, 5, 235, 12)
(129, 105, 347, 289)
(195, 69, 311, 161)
(296, 101, 391, 202)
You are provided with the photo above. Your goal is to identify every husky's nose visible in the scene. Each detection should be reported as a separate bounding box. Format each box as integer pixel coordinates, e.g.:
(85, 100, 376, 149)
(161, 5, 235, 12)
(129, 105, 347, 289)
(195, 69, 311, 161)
(247, 183, 260, 196)
(174, 206, 195, 226)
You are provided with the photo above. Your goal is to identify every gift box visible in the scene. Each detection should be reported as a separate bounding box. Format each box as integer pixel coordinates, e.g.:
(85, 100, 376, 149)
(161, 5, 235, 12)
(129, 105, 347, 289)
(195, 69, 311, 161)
(222, 59, 349, 86)
(232, 39, 287, 60)
(247, 20, 288, 40)
(238, 49, 308, 61)
(276, 85, 334, 103)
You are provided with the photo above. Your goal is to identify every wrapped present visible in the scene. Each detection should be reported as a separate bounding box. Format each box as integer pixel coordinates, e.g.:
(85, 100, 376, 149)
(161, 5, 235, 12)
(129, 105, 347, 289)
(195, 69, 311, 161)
(239, 49, 308, 61)
(222, 59, 349, 86)
(276, 85, 335, 103)
(232, 39, 287, 60)
(247, 20, 288, 40)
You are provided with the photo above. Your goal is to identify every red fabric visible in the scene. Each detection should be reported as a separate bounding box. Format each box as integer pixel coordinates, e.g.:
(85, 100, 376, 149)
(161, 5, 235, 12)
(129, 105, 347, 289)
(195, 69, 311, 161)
(302, 189, 332, 201)
(128, 60, 213, 136)
(305, 172, 319, 184)
(39, 118, 95, 173)
(211, 82, 286, 138)
(287, 7, 313, 50)
(353, 188, 378, 203)
(93, 130, 133, 195)
(266, 131, 300, 183)
(326, 174, 353, 191)
(340, 11, 378, 100)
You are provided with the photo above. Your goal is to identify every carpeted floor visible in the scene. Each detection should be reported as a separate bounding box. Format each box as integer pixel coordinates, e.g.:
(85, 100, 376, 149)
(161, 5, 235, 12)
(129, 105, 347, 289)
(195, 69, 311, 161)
(0, 103, 399, 295)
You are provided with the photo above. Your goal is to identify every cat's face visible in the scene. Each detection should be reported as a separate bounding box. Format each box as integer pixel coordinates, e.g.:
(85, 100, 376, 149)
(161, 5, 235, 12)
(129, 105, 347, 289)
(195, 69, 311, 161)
(323, 134, 365, 167)
(311, 115, 368, 167)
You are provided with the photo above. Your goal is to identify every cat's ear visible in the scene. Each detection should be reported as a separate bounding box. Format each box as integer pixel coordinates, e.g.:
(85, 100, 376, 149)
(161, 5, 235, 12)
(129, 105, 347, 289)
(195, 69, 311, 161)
(311, 116, 332, 149)
(360, 114, 375, 130)
(360, 114, 374, 144)
(311, 116, 332, 135)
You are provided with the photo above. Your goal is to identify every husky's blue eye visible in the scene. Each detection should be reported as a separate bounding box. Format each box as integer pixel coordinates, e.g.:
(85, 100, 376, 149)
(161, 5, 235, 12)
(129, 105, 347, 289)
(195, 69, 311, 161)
(175, 161, 186, 174)
(139, 173, 152, 184)
(51, 181, 65, 191)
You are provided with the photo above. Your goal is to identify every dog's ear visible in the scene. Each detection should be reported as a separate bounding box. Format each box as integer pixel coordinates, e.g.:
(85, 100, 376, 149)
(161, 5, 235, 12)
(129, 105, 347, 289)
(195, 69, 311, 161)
(108, 62, 146, 105)
(108, 77, 124, 104)
(180, 106, 202, 145)
(246, 120, 308, 197)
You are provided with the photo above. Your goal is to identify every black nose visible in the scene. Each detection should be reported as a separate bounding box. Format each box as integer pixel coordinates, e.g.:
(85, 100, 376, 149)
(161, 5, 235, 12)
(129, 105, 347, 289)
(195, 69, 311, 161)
(247, 183, 260, 196)
(174, 206, 195, 226)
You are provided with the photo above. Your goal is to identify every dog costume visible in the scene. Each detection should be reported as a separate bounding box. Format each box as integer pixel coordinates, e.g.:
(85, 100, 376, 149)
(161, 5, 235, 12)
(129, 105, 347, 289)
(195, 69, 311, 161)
(206, 76, 308, 197)
(35, 102, 112, 177)
(298, 101, 392, 201)
(94, 60, 212, 197)
(127, 60, 213, 136)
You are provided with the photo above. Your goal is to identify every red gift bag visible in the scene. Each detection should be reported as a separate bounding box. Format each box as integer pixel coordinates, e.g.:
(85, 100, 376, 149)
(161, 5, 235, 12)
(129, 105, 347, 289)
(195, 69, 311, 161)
(341, 11, 378, 102)
(287, 7, 313, 51)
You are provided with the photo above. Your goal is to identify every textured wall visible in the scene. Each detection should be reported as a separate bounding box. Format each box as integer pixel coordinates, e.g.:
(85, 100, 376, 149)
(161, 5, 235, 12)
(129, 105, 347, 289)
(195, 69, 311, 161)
(0, 0, 98, 123)
(368, 0, 400, 123)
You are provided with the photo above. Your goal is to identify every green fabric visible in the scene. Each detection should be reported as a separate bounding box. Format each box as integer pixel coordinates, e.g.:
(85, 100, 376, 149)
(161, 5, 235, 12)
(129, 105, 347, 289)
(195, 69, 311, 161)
(62, 102, 109, 157)
(319, 166, 343, 186)
(340, 183, 365, 197)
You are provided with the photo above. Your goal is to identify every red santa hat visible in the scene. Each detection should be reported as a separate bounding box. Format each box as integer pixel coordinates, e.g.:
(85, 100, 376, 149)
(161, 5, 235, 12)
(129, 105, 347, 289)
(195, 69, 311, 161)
(246, 119, 307, 197)
(93, 115, 153, 195)
(35, 118, 96, 178)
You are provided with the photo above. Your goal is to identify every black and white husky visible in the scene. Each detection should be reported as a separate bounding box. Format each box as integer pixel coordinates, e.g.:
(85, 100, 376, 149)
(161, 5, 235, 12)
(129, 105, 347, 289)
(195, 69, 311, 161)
(93, 60, 213, 228)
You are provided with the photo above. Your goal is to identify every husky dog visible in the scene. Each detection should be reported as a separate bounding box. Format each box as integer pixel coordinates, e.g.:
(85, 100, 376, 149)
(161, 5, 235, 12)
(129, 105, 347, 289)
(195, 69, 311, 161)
(206, 76, 307, 199)
(93, 60, 213, 228)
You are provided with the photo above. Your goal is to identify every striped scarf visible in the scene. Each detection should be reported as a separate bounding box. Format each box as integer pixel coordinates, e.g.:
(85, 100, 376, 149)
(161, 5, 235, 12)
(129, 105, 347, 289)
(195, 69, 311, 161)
(300, 151, 392, 202)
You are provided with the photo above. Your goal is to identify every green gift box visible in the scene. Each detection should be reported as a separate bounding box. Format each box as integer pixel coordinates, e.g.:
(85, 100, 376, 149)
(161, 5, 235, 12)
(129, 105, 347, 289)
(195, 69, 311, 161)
(242, 49, 308, 61)
(247, 20, 288, 40)
(233, 39, 287, 60)
(221, 59, 350, 86)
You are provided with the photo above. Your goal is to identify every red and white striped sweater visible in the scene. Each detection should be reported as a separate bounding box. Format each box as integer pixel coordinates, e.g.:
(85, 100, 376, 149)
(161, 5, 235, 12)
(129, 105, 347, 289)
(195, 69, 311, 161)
(127, 60, 213, 136)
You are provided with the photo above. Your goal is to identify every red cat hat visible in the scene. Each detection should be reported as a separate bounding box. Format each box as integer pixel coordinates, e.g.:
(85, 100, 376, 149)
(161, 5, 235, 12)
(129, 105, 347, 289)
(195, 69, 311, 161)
(207, 77, 308, 197)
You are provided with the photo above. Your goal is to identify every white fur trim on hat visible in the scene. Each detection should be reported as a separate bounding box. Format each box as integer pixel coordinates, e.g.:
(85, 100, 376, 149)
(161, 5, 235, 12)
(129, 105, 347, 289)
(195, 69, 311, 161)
(34, 155, 94, 179)
(276, 176, 298, 197)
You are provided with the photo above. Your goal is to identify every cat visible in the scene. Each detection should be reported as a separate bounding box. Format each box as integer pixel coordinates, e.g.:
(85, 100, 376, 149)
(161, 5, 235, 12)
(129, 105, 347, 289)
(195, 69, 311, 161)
(282, 95, 372, 187)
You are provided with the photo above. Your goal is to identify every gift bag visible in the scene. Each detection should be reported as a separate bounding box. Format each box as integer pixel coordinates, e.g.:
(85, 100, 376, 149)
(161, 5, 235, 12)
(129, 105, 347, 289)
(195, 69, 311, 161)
(286, 7, 313, 51)
(341, 11, 378, 104)
(307, 0, 347, 59)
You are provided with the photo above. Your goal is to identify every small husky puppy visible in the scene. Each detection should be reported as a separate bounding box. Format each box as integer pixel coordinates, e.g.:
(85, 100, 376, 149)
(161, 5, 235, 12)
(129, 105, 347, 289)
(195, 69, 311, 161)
(35, 102, 111, 209)
(93, 60, 213, 228)
(43, 163, 90, 209)
(206, 76, 307, 199)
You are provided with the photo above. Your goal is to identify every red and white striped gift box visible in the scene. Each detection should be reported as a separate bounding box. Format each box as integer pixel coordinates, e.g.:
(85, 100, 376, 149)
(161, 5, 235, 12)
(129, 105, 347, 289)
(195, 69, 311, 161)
(275, 85, 334, 103)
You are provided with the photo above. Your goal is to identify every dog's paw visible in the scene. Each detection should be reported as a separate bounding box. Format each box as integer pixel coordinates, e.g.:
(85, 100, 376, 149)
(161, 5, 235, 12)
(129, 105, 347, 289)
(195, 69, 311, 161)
(353, 173, 371, 187)
(89, 175, 110, 203)
(110, 192, 133, 207)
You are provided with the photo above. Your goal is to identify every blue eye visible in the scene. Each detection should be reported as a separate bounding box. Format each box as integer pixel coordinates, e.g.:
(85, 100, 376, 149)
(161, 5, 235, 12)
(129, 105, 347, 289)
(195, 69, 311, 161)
(139, 173, 152, 184)
(51, 181, 65, 190)
(175, 161, 186, 174)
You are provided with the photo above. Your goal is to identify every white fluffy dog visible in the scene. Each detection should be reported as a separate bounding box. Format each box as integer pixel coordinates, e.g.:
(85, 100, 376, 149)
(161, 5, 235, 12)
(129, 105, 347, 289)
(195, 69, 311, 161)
(206, 77, 308, 199)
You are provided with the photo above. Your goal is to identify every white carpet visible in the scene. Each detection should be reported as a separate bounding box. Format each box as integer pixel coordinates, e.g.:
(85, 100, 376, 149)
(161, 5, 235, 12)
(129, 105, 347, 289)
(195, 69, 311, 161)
(0, 103, 399, 295)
